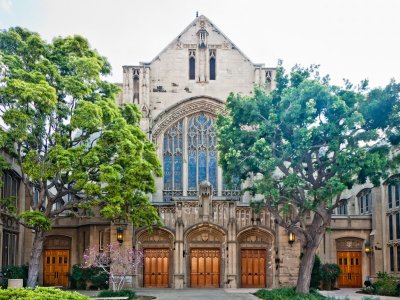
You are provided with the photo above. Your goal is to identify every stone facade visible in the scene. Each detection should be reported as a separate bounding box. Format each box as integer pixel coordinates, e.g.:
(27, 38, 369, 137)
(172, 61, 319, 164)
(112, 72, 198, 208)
(5, 15, 400, 290)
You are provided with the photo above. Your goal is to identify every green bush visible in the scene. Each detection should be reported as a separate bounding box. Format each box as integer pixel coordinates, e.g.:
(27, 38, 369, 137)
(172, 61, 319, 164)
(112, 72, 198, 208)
(70, 264, 108, 290)
(255, 287, 326, 300)
(0, 265, 28, 288)
(320, 263, 340, 290)
(372, 272, 398, 296)
(0, 287, 89, 300)
(97, 289, 136, 300)
(310, 255, 322, 289)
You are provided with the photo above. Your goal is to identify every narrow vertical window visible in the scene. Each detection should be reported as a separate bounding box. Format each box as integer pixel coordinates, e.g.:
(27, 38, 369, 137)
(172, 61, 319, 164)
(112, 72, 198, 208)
(396, 183, 400, 207)
(389, 184, 393, 209)
(397, 212, 400, 240)
(390, 214, 394, 240)
(99, 231, 104, 252)
(397, 247, 400, 271)
(189, 50, 196, 80)
(187, 113, 217, 192)
(390, 246, 395, 271)
(265, 70, 272, 84)
(209, 49, 216, 80)
(163, 120, 184, 201)
(360, 195, 364, 214)
(133, 69, 140, 103)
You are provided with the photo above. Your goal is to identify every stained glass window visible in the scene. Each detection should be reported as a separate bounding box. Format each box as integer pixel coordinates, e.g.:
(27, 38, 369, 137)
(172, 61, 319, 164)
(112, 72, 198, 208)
(188, 113, 217, 191)
(163, 120, 183, 200)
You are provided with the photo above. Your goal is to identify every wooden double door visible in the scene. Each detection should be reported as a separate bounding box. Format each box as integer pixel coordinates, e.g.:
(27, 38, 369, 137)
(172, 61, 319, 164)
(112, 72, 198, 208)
(43, 249, 70, 288)
(337, 251, 362, 288)
(143, 248, 169, 287)
(241, 249, 266, 288)
(190, 248, 220, 288)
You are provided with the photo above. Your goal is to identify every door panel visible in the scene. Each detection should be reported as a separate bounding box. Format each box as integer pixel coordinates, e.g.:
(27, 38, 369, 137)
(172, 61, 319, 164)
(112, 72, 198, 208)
(337, 251, 362, 288)
(143, 248, 169, 287)
(190, 248, 219, 288)
(241, 249, 266, 288)
(43, 250, 69, 288)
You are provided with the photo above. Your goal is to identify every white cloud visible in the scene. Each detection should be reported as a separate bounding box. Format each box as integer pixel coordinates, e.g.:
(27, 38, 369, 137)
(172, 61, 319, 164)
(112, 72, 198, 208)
(0, 0, 12, 13)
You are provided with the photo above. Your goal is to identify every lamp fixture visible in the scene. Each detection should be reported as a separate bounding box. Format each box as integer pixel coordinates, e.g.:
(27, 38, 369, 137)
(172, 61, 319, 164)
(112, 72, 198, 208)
(288, 232, 295, 246)
(116, 226, 124, 244)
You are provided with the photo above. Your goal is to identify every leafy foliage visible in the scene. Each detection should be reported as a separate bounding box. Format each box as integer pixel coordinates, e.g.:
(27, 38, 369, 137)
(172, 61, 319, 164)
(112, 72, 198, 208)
(97, 289, 136, 300)
(0, 287, 89, 300)
(70, 264, 108, 290)
(0, 27, 162, 286)
(255, 287, 329, 300)
(0, 265, 28, 288)
(310, 255, 321, 289)
(372, 272, 399, 296)
(217, 64, 388, 293)
(320, 263, 340, 290)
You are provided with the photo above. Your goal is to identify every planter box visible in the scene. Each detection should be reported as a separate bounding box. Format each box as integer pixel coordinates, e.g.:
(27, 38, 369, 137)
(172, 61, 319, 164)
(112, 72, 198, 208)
(8, 279, 23, 288)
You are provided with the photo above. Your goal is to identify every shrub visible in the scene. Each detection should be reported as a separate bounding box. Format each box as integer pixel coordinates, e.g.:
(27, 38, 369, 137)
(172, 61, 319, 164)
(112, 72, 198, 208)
(361, 286, 375, 294)
(0, 287, 89, 300)
(310, 255, 321, 289)
(97, 289, 136, 300)
(255, 287, 326, 300)
(70, 264, 108, 290)
(320, 263, 340, 290)
(0, 265, 28, 288)
(372, 272, 398, 296)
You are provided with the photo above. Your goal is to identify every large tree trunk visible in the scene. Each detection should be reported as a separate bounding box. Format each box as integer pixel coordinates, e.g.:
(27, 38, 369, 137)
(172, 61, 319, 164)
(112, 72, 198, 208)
(296, 244, 319, 293)
(27, 230, 45, 288)
(296, 228, 326, 294)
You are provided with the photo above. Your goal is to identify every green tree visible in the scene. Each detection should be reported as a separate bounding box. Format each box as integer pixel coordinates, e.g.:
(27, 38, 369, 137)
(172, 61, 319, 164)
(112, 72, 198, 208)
(217, 64, 388, 293)
(361, 80, 400, 164)
(0, 27, 162, 287)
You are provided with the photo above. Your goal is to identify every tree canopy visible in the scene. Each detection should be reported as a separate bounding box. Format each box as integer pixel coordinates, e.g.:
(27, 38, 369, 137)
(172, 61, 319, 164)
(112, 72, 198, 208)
(0, 27, 162, 286)
(217, 64, 389, 293)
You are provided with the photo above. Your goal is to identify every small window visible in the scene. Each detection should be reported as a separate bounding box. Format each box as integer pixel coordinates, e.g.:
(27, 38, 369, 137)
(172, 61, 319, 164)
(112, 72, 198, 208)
(189, 50, 196, 80)
(99, 231, 104, 252)
(337, 199, 348, 215)
(209, 49, 216, 80)
(358, 189, 371, 214)
(133, 69, 140, 103)
(390, 246, 395, 272)
(390, 214, 394, 240)
(396, 212, 400, 240)
(266, 70, 272, 83)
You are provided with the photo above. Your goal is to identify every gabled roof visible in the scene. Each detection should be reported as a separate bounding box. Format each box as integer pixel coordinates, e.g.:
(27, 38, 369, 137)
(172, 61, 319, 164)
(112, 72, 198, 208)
(149, 15, 256, 66)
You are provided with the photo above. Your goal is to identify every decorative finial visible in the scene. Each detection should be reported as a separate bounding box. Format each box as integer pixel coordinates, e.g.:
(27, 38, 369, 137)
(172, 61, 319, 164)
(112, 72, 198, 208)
(196, 11, 198, 18)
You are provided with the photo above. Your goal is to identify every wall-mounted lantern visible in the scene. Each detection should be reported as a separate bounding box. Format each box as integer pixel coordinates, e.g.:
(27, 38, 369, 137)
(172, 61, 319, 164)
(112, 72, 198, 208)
(364, 241, 373, 255)
(116, 226, 124, 244)
(288, 232, 295, 246)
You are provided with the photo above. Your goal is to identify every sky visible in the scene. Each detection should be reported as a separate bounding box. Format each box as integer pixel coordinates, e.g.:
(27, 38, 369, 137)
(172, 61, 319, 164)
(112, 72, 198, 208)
(0, 0, 399, 88)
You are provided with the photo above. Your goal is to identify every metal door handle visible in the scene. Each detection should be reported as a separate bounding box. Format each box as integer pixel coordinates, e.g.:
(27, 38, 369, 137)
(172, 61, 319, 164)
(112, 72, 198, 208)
(151, 272, 155, 275)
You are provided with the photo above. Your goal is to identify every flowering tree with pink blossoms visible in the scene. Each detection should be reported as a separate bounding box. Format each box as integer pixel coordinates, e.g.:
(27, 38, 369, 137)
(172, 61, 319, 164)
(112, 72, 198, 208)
(83, 243, 143, 291)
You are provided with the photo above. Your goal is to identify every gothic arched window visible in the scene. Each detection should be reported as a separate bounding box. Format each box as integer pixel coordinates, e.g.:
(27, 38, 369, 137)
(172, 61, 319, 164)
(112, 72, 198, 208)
(189, 50, 196, 80)
(209, 49, 216, 80)
(188, 113, 217, 191)
(163, 120, 183, 195)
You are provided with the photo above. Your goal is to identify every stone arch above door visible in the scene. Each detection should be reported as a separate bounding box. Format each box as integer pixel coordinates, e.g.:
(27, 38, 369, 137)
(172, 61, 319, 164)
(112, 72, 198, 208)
(136, 227, 174, 249)
(336, 237, 364, 251)
(185, 223, 226, 246)
(44, 235, 72, 249)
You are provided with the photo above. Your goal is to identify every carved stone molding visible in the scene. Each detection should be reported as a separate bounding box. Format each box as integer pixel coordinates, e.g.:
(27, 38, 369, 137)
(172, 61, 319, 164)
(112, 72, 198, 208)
(151, 97, 225, 141)
(44, 236, 72, 249)
(336, 237, 363, 250)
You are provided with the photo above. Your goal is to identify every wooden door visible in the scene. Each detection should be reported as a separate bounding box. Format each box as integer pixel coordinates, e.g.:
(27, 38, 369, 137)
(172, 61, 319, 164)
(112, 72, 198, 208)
(43, 249, 70, 288)
(143, 248, 169, 287)
(337, 251, 362, 288)
(241, 249, 266, 288)
(190, 248, 220, 288)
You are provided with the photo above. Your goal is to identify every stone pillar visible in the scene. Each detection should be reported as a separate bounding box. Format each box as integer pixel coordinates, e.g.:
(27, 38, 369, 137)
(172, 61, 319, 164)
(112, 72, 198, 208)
(174, 203, 185, 288)
(226, 202, 237, 287)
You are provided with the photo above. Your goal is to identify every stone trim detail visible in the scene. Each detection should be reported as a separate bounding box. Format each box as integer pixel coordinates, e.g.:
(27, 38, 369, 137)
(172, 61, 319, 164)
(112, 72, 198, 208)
(151, 97, 225, 141)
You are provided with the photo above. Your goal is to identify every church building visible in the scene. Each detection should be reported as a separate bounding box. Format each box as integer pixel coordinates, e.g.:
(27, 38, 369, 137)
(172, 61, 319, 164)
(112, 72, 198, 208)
(4, 14, 398, 290)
